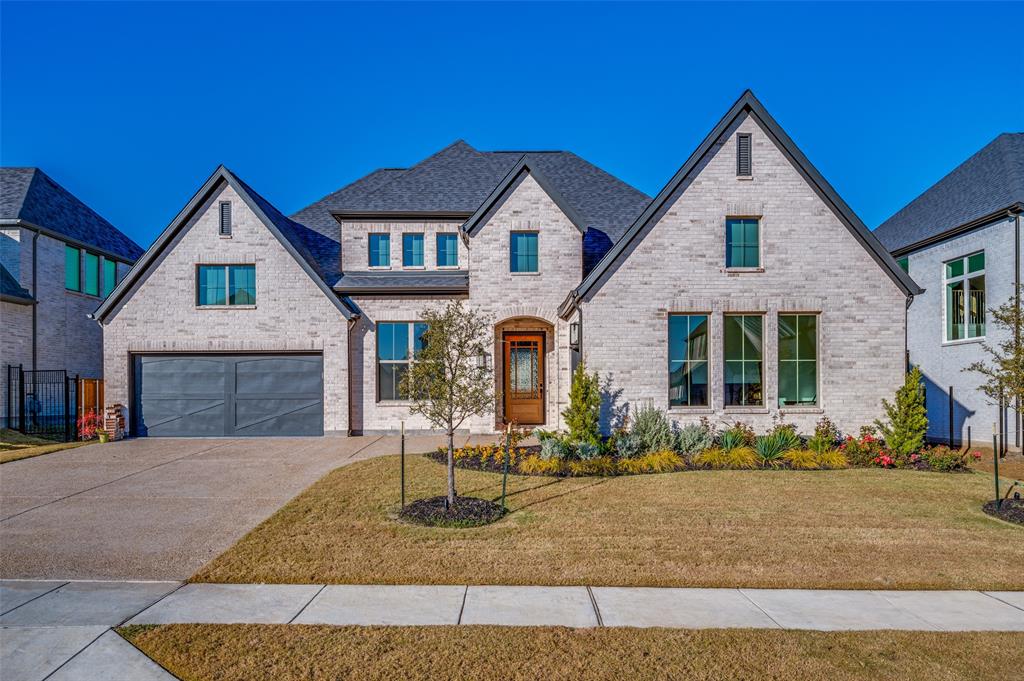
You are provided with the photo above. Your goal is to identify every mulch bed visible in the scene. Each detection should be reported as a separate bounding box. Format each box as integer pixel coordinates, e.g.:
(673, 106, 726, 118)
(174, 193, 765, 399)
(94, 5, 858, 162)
(425, 447, 541, 474)
(398, 495, 506, 527)
(982, 498, 1024, 526)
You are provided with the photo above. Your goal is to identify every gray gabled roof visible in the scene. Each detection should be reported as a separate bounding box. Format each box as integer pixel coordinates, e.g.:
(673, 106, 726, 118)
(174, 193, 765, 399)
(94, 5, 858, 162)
(0, 167, 143, 262)
(93, 165, 355, 322)
(560, 90, 922, 318)
(0, 263, 33, 304)
(874, 133, 1024, 254)
(334, 269, 469, 295)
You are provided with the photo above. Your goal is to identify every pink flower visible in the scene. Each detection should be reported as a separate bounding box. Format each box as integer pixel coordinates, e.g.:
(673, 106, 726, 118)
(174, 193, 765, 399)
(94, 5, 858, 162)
(971, 450, 982, 460)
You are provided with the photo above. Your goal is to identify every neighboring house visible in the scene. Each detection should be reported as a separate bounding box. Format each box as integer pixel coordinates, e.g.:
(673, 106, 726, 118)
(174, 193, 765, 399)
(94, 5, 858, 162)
(94, 91, 918, 438)
(874, 133, 1023, 449)
(1, 168, 143, 427)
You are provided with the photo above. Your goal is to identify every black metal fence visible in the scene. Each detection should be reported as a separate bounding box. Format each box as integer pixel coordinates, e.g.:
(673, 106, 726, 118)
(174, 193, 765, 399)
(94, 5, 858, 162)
(5, 365, 78, 441)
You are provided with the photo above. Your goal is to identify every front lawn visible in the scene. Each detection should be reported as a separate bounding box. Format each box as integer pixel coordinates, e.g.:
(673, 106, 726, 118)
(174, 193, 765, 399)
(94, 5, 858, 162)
(192, 455, 1023, 589)
(0, 429, 89, 464)
(120, 624, 1023, 681)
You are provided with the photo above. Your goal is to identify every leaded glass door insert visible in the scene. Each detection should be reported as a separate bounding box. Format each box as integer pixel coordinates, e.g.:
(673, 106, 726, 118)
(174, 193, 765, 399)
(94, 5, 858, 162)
(504, 333, 545, 425)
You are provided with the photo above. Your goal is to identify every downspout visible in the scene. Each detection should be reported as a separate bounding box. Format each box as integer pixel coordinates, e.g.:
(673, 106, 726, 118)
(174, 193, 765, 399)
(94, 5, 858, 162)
(31, 228, 39, 372)
(347, 315, 358, 437)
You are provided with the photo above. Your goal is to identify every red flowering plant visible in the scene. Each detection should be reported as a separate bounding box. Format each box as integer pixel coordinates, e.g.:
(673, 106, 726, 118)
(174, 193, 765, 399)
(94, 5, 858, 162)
(77, 412, 104, 440)
(919, 445, 978, 472)
(839, 426, 888, 467)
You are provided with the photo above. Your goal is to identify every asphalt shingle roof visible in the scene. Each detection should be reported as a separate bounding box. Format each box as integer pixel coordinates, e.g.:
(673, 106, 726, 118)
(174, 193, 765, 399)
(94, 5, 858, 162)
(0, 167, 143, 262)
(874, 133, 1024, 253)
(0, 263, 33, 303)
(334, 270, 469, 293)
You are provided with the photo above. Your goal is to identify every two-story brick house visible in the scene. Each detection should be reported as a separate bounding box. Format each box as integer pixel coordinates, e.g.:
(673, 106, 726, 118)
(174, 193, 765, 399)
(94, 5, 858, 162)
(1, 168, 143, 427)
(93, 91, 918, 437)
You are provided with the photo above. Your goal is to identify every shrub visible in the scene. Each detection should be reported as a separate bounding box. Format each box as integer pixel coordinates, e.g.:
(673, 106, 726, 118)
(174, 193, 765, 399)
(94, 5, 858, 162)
(815, 449, 849, 470)
(575, 441, 602, 461)
(520, 455, 567, 476)
(631, 403, 675, 454)
(839, 429, 885, 467)
(676, 419, 715, 456)
(568, 456, 617, 476)
(539, 438, 569, 462)
(920, 446, 980, 472)
(695, 446, 758, 470)
(77, 412, 103, 440)
(563, 363, 602, 447)
(754, 430, 801, 467)
(807, 416, 840, 454)
(617, 449, 685, 474)
(719, 423, 754, 452)
(613, 430, 644, 460)
(532, 428, 559, 443)
(876, 367, 928, 459)
(783, 449, 820, 470)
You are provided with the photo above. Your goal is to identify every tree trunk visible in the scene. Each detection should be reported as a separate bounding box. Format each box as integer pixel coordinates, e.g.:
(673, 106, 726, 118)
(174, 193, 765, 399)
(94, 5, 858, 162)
(447, 428, 457, 507)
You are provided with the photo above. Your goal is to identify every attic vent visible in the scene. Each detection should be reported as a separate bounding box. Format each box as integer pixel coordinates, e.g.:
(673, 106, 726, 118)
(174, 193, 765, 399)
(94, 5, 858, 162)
(219, 201, 232, 236)
(736, 133, 752, 177)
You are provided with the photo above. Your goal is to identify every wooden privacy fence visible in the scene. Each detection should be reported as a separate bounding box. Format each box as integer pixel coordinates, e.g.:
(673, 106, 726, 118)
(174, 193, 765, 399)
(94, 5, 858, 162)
(77, 377, 104, 418)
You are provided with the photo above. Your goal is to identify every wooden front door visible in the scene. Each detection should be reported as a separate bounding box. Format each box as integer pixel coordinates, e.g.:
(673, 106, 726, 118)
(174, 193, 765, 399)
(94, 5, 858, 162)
(503, 333, 545, 425)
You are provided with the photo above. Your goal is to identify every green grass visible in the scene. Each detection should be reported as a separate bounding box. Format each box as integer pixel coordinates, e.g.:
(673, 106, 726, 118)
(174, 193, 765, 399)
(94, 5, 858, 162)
(0, 429, 90, 464)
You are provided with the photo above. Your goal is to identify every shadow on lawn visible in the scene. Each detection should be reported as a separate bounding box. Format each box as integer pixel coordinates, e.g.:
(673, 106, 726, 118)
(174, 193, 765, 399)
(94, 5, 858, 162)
(456, 476, 611, 515)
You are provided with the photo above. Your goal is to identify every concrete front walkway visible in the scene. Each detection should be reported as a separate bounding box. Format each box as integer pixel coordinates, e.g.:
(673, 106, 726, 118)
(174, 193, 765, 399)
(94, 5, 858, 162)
(3, 580, 1023, 681)
(0, 434, 482, 581)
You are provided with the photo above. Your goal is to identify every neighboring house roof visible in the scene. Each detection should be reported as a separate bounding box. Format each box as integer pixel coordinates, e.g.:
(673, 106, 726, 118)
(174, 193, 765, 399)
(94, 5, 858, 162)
(0, 167, 143, 262)
(0, 263, 33, 304)
(334, 270, 469, 295)
(92, 165, 355, 322)
(560, 90, 922, 318)
(874, 133, 1024, 254)
(289, 141, 651, 276)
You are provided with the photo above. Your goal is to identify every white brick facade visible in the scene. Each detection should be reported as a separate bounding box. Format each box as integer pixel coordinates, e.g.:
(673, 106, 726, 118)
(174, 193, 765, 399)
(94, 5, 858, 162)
(578, 114, 909, 435)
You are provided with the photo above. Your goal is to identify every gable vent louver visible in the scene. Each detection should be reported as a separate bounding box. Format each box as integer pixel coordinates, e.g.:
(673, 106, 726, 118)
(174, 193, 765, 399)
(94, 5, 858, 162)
(219, 201, 232, 236)
(737, 133, 752, 177)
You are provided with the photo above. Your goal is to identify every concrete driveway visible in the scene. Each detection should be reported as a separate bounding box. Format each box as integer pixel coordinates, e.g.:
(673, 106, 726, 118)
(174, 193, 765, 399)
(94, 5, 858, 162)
(0, 434, 464, 581)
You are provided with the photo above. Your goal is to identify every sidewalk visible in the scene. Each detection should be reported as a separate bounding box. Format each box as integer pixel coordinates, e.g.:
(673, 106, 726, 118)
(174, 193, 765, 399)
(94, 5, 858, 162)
(3, 580, 1023, 681)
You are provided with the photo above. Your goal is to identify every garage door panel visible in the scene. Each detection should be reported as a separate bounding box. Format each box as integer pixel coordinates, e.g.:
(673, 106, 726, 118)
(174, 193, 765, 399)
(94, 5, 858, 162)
(134, 354, 323, 437)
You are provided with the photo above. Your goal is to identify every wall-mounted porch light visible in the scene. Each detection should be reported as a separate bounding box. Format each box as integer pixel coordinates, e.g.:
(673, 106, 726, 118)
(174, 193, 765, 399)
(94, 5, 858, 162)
(476, 349, 491, 370)
(569, 322, 580, 351)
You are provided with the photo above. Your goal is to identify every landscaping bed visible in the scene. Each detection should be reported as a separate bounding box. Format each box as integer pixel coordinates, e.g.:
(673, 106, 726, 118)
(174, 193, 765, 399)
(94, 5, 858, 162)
(120, 624, 1024, 681)
(191, 455, 1023, 589)
(398, 495, 505, 527)
(983, 498, 1024, 525)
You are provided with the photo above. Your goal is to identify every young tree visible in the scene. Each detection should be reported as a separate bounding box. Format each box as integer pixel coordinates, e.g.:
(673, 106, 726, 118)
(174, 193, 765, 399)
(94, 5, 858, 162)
(965, 286, 1024, 414)
(402, 301, 494, 507)
(563, 362, 601, 446)
(875, 366, 928, 458)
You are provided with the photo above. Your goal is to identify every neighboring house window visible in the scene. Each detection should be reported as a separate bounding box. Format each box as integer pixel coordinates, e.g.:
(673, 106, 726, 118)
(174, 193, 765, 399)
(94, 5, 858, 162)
(369, 233, 390, 267)
(668, 314, 709, 407)
(103, 258, 117, 297)
(65, 245, 80, 291)
(402, 233, 424, 267)
(219, 201, 232, 236)
(436, 233, 458, 267)
(724, 314, 763, 406)
(83, 251, 100, 296)
(778, 314, 818, 407)
(377, 321, 428, 401)
(736, 132, 752, 177)
(726, 218, 759, 268)
(197, 264, 255, 306)
(897, 257, 909, 273)
(510, 231, 539, 273)
(944, 252, 985, 341)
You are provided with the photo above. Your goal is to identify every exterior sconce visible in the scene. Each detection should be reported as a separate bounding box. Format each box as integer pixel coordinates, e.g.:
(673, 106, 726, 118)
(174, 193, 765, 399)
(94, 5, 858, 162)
(477, 350, 491, 370)
(569, 322, 580, 351)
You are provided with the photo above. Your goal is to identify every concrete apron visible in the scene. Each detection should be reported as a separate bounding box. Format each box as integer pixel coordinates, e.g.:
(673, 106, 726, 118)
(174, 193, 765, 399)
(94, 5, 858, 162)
(3, 580, 1023, 681)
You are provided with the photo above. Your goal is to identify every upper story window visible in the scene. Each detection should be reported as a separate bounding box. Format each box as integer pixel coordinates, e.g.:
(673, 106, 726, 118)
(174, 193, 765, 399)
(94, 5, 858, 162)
(436, 233, 458, 268)
(103, 258, 117, 297)
(510, 231, 538, 273)
(402, 233, 424, 268)
(778, 314, 818, 407)
(377, 321, 429, 401)
(82, 252, 100, 296)
(369, 233, 390, 268)
(724, 314, 763, 407)
(726, 218, 760, 269)
(219, 201, 232, 236)
(944, 251, 985, 341)
(668, 314, 709, 407)
(897, 257, 909, 273)
(65, 245, 81, 292)
(197, 264, 256, 307)
(736, 132, 752, 177)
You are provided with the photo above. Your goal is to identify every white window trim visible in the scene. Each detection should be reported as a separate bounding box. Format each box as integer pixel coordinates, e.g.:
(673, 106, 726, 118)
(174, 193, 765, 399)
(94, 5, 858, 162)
(942, 252, 986, 344)
(376, 321, 426, 403)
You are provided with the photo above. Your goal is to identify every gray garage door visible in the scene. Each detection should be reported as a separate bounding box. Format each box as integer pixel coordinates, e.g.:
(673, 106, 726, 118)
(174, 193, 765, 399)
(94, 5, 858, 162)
(132, 354, 324, 437)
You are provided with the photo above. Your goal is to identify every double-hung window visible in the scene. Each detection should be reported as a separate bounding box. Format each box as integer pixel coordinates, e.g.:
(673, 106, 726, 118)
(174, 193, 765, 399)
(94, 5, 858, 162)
(436, 233, 458, 267)
(510, 231, 538, 273)
(668, 314, 709, 407)
(369, 234, 390, 268)
(724, 314, 763, 406)
(377, 321, 429, 401)
(402, 233, 424, 267)
(944, 252, 985, 341)
(726, 218, 759, 268)
(778, 314, 818, 407)
(197, 264, 256, 306)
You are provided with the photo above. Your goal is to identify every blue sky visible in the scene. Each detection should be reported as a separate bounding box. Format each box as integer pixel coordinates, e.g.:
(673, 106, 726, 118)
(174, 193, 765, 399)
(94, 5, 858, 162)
(2, 1, 1021, 248)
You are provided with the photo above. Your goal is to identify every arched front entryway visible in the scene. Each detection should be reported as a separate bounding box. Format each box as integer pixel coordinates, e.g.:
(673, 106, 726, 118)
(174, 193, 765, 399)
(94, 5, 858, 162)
(493, 316, 555, 429)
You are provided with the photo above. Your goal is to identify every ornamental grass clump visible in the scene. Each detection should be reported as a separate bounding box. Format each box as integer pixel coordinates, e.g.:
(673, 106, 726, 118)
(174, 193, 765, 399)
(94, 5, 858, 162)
(782, 449, 820, 470)
(695, 446, 758, 470)
(617, 449, 685, 474)
(568, 456, 617, 476)
(631, 403, 675, 454)
(519, 455, 567, 476)
(754, 429, 801, 468)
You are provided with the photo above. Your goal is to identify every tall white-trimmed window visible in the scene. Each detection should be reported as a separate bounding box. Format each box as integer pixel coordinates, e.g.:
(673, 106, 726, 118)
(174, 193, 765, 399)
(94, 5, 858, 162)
(944, 252, 985, 341)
